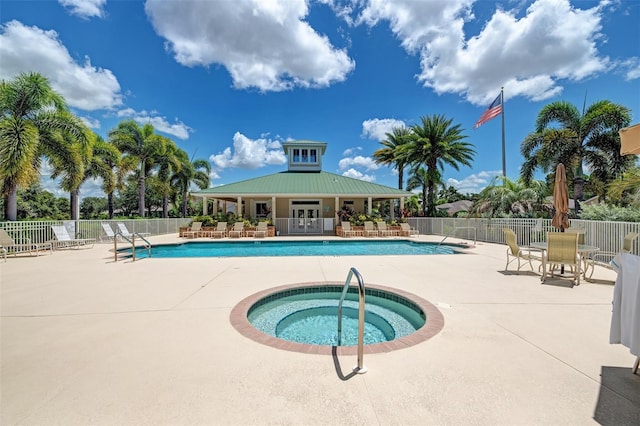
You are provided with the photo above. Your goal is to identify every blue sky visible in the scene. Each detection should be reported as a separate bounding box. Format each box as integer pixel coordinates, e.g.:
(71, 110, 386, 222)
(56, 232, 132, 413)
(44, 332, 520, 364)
(1, 0, 639, 200)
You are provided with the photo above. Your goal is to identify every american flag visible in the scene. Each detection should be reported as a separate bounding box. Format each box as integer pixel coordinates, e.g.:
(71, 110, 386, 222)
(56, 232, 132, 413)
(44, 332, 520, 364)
(473, 93, 502, 129)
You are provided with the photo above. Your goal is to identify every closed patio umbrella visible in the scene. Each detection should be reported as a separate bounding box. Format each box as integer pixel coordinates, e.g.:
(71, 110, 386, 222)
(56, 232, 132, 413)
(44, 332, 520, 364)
(619, 123, 640, 155)
(551, 163, 569, 231)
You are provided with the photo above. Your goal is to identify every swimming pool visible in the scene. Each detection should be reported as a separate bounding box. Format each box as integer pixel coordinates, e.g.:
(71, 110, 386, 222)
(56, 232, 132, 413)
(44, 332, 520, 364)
(129, 239, 465, 258)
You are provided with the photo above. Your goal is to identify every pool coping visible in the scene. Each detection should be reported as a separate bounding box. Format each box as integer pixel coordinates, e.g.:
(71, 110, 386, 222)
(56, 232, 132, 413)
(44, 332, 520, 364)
(229, 281, 445, 355)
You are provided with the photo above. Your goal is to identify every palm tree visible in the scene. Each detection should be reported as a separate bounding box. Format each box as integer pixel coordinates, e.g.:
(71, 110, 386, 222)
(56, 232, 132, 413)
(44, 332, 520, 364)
(171, 151, 211, 217)
(49, 130, 91, 219)
(406, 167, 429, 215)
(0, 72, 88, 220)
(108, 120, 166, 217)
(400, 115, 474, 216)
(372, 126, 412, 190)
(608, 166, 640, 207)
(154, 138, 183, 218)
(520, 100, 631, 204)
(471, 176, 548, 217)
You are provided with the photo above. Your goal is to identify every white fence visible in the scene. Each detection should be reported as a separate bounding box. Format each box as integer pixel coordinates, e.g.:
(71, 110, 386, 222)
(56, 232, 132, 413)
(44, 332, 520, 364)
(1, 217, 638, 255)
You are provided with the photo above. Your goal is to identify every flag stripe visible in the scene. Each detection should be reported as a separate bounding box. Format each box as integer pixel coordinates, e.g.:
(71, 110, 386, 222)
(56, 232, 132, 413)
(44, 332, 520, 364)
(473, 93, 502, 129)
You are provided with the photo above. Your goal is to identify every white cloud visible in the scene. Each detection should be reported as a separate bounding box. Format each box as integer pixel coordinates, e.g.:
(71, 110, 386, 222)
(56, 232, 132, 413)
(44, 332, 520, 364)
(342, 147, 362, 156)
(145, 0, 355, 92)
(361, 118, 407, 141)
(342, 168, 376, 182)
(116, 108, 192, 140)
(619, 57, 640, 81)
(209, 132, 287, 169)
(355, 0, 610, 104)
(0, 20, 122, 111)
(58, 0, 107, 19)
(446, 170, 502, 194)
(80, 115, 101, 129)
(338, 155, 380, 171)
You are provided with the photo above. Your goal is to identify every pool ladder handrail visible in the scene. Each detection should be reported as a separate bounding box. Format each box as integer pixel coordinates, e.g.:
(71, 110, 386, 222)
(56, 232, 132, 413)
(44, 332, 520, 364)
(337, 267, 367, 374)
(113, 232, 151, 262)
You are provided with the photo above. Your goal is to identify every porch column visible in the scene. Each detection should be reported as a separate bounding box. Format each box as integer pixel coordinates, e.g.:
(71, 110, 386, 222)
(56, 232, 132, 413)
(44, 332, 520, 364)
(334, 197, 339, 221)
(367, 197, 372, 215)
(213, 199, 218, 217)
(237, 196, 242, 218)
(400, 198, 405, 215)
(271, 196, 276, 221)
(203, 196, 208, 215)
(390, 199, 395, 220)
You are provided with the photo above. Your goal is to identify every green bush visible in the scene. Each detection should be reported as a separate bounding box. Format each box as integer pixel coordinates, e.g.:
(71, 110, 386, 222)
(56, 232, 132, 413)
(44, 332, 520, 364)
(578, 204, 640, 222)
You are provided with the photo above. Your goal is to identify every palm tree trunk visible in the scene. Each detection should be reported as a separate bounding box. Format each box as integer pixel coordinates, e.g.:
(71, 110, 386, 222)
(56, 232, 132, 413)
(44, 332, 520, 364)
(70, 190, 79, 220)
(138, 175, 145, 217)
(107, 192, 114, 219)
(427, 181, 436, 217)
(4, 185, 18, 221)
(421, 185, 427, 216)
(181, 192, 188, 217)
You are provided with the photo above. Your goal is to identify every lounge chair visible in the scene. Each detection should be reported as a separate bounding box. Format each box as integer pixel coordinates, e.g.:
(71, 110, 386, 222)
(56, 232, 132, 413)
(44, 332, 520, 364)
(253, 222, 269, 238)
(211, 222, 228, 238)
(503, 228, 542, 271)
(585, 232, 638, 280)
(117, 222, 151, 239)
(100, 223, 120, 242)
(340, 221, 358, 237)
(50, 225, 95, 249)
(229, 222, 245, 238)
(363, 221, 379, 237)
(541, 232, 581, 286)
(182, 222, 203, 239)
(399, 223, 419, 237)
(376, 221, 397, 237)
(0, 229, 52, 261)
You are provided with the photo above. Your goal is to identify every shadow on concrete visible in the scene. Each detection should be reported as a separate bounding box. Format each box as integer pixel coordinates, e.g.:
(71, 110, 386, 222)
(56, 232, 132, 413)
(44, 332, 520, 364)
(593, 365, 640, 425)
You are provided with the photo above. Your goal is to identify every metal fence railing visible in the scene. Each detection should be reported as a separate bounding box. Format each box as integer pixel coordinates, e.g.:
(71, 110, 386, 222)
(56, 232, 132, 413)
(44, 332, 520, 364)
(0, 218, 192, 244)
(2, 217, 638, 256)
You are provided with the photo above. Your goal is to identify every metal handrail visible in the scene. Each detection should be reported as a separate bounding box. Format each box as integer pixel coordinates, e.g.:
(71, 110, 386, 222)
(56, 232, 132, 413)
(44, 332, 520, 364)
(112, 232, 151, 262)
(337, 267, 367, 374)
(439, 226, 477, 245)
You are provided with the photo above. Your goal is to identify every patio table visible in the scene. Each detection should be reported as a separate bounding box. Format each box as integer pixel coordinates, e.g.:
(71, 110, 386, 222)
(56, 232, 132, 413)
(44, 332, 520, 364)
(530, 241, 600, 278)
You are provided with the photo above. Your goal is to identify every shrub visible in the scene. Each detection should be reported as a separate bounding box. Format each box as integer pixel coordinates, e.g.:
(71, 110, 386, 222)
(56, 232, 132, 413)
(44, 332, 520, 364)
(578, 204, 640, 222)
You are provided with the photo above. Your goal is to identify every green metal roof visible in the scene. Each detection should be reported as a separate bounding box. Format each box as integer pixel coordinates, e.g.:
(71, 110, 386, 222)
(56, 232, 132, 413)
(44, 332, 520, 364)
(193, 171, 411, 198)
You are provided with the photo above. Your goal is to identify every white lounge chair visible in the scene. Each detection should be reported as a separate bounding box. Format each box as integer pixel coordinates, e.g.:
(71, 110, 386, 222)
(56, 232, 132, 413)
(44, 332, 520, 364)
(0, 229, 52, 261)
(340, 221, 358, 237)
(253, 222, 269, 238)
(229, 222, 245, 238)
(211, 222, 228, 238)
(117, 222, 150, 239)
(182, 222, 203, 238)
(376, 221, 397, 237)
(50, 225, 95, 249)
(100, 223, 120, 242)
(363, 221, 378, 237)
(399, 223, 419, 237)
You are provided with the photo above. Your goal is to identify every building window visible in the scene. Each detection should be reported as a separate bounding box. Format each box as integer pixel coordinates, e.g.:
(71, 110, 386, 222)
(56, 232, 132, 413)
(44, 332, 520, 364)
(291, 148, 318, 164)
(293, 149, 300, 162)
(256, 202, 269, 218)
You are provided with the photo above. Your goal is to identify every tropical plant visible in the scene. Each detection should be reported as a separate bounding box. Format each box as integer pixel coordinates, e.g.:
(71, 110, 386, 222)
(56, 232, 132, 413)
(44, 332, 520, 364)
(400, 115, 474, 216)
(171, 151, 211, 217)
(153, 138, 183, 218)
(372, 126, 413, 190)
(108, 120, 166, 217)
(607, 166, 640, 207)
(578, 204, 640, 222)
(471, 176, 548, 218)
(0, 72, 89, 220)
(520, 100, 632, 204)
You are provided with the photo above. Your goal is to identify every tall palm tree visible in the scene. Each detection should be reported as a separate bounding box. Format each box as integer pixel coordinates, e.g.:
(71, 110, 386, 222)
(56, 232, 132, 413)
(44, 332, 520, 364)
(171, 151, 211, 217)
(49, 130, 91, 219)
(608, 166, 640, 207)
(520, 100, 631, 203)
(0, 72, 88, 220)
(372, 126, 412, 190)
(108, 120, 165, 217)
(406, 167, 429, 215)
(400, 115, 474, 216)
(154, 138, 183, 218)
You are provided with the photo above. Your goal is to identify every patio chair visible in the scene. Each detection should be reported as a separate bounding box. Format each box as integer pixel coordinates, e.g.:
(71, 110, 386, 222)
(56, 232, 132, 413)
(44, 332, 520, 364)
(585, 232, 638, 280)
(399, 223, 419, 237)
(211, 222, 228, 238)
(564, 227, 585, 244)
(541, 232, 581, 286)
(503, 228, 543, 271)
(117, 222, 151, 239)
(0, 229, 52, 261)
(363, 221, 379, 237)
(100, 223, 120, 242)
(253, 222, 269, 238)
(229, 222, 245, 238)
(182, 222, 203, 239)
(376, 221, 397, 237)
(340, 221, 358, 237)
(50, 225, 95, 249)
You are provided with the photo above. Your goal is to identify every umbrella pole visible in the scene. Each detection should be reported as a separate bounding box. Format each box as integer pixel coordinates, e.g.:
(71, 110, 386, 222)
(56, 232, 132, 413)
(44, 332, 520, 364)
(561, 228, 565, 274)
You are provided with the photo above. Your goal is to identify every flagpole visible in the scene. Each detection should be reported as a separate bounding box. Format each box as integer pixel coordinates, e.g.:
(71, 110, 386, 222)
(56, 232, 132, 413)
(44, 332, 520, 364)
(500, 86, 506, 178)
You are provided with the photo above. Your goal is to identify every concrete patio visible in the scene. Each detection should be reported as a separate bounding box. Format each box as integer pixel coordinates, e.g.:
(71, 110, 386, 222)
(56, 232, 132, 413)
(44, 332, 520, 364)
(1, 234, 638, 425)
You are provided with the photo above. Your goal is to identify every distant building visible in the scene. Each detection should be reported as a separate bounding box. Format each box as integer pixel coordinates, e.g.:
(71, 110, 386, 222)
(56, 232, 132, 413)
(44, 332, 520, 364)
(192, 140, 412, 235)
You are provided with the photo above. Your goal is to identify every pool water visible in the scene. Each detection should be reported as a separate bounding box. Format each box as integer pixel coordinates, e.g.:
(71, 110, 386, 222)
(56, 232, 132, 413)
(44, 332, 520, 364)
(248, 287, 426, 346)
(130, 239, 463, 258)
